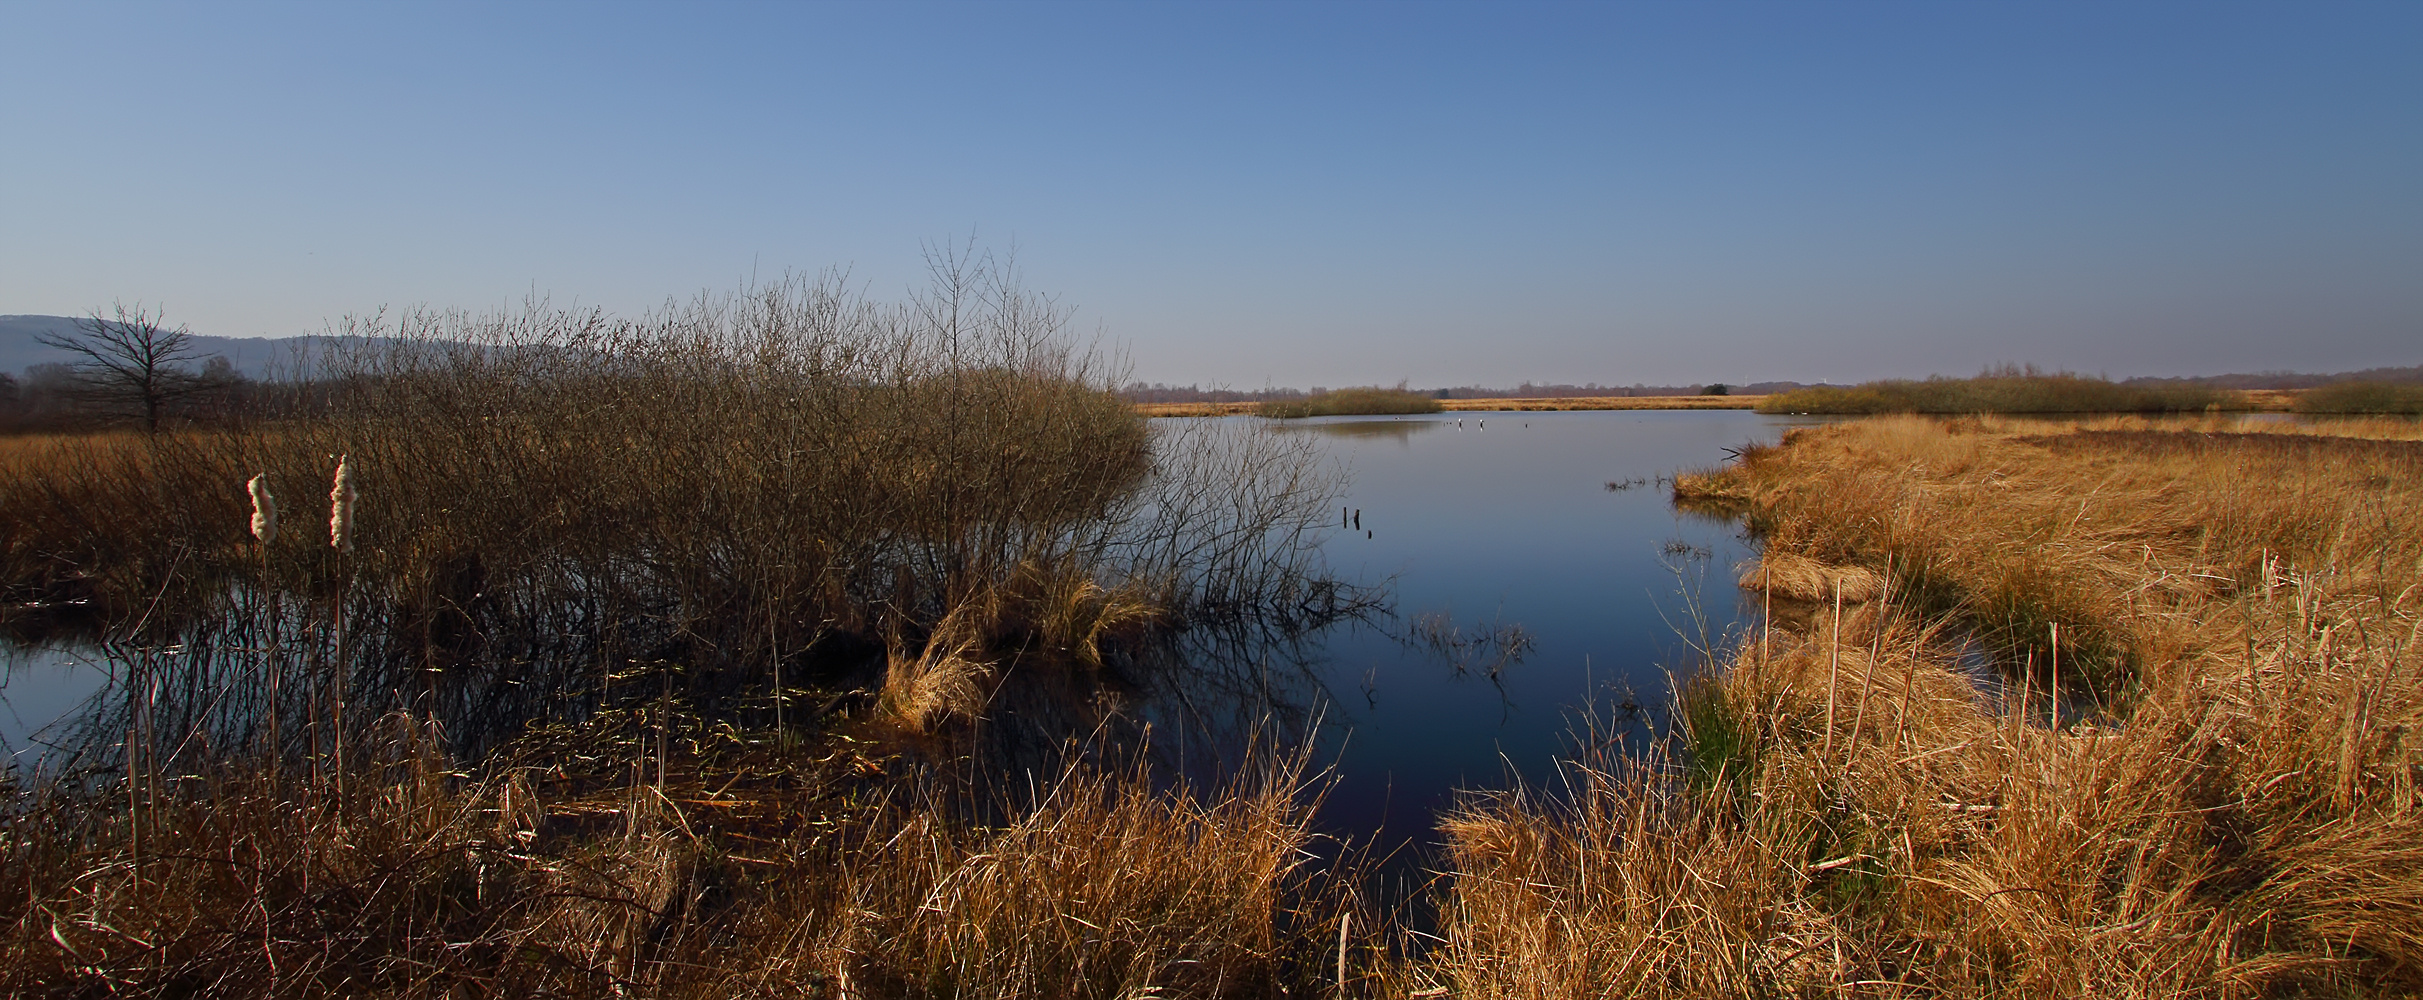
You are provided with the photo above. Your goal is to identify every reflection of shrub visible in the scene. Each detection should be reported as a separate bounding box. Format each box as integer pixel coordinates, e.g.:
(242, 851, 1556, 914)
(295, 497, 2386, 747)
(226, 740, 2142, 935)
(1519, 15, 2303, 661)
(1757, 368, 2221, 414)
(1257, 385, 1442, 418)
(2294, 381, 2423, 415)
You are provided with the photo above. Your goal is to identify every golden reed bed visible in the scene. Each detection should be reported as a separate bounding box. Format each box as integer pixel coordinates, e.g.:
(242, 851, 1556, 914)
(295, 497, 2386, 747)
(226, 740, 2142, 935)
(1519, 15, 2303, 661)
(1417, 414, 2423, 997)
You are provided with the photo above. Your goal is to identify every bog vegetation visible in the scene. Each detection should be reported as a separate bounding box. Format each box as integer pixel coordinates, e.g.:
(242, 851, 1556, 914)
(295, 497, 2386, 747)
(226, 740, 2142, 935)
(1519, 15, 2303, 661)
(0, 258, 1397, 996)
(1756, 366, 2225, 415)
(1255, 385, 1442, 419)
(7, 263, 2422, 996)
(1472, 415, 2423, 997)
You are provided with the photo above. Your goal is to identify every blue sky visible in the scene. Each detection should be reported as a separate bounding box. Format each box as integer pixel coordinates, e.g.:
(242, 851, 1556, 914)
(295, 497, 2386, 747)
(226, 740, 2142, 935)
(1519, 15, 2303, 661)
(3, 2, 2416, 387)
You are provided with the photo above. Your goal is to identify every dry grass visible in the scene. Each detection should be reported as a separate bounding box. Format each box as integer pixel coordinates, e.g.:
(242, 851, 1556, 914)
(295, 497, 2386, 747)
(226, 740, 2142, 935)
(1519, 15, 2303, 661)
(1737, 549, 1885, 604)
(0, 712, 1372, 998)
(1425, 415, 2423, 997)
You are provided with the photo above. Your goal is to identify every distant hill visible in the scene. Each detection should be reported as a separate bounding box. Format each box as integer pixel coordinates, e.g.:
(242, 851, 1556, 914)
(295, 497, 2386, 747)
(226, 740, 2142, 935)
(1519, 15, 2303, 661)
(0, 314, 343, 379)
(12, 312, 2418, 392)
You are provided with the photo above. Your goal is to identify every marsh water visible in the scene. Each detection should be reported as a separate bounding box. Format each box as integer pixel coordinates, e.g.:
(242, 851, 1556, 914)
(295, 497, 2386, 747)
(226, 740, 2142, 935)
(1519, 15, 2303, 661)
(1253, 409, 1817, 858)
(3, 408, 1821, 858)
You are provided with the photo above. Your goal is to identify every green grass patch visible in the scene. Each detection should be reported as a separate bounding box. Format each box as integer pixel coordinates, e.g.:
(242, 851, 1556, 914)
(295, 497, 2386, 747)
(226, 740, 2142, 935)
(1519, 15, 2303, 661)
(1678, 673, 1757, 796)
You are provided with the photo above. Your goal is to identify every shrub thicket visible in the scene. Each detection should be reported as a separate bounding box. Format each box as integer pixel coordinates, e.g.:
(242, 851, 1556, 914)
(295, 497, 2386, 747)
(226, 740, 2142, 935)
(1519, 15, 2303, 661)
(1757, 368, 2222, 415)
(0, 256, 1376, 997)
(2293, 380, 2423, 415)
(0, 257, 1348, 760)
(1256, 385, 1442, 418)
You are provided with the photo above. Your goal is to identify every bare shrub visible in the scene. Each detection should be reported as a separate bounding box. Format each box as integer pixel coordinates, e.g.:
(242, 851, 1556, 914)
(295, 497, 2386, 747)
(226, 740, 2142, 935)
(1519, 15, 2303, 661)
(0, 250, 1348, 759)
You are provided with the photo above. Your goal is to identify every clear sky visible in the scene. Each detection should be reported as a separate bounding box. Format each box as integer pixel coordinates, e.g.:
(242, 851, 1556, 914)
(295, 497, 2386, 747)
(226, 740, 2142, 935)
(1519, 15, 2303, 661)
(4, 2, 2417, 388)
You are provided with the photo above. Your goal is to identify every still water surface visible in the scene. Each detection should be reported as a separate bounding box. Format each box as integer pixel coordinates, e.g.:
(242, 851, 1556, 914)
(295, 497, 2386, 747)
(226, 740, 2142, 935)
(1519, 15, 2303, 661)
(1274, 408, 1819, 857)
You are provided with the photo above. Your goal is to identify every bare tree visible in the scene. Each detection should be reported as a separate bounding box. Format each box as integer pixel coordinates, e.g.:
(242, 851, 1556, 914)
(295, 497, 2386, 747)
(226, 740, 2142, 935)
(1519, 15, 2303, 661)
(36, 302, 206, 432)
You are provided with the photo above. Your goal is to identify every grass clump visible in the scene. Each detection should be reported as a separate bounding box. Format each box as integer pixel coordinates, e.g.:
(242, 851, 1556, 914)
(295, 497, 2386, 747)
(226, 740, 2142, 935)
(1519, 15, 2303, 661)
(1757, 366, 2225, 415)
(2294, 380, 2423, 415)
(1256, 385, 1441, 419)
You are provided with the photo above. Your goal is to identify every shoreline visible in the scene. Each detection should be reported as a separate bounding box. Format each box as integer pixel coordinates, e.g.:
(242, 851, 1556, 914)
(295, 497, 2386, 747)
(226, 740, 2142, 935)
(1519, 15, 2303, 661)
(1136, 387, 2312, 418)
(1134, 394, 1765, 417)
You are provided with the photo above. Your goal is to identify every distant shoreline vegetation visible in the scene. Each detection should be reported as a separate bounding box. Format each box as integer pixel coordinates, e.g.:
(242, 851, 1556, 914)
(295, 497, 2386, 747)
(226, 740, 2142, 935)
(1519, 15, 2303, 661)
(2293, 381, 2423, 415)
(1755, 368, 2224, 415)
(1256, 385, 1443, 419)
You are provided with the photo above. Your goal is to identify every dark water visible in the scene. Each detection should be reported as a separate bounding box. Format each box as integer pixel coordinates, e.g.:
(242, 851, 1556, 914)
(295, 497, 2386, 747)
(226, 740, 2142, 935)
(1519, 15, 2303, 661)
(1271, 409, 1820, 858)
(0, 644, 108, 769)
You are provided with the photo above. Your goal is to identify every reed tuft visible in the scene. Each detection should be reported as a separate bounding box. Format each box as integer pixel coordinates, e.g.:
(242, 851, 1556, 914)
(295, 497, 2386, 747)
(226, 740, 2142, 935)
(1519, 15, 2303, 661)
(328, 454, 355, 552)
(246, 473, 277, 545)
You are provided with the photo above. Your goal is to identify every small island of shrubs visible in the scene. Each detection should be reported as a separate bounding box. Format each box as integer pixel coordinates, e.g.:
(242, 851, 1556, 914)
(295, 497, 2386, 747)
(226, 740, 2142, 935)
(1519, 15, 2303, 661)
(1257, 385, 1443, 418)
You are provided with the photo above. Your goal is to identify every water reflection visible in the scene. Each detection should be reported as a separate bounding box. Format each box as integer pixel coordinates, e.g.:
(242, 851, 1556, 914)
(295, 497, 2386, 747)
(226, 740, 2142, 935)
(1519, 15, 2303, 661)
(1282, 409, 1809, 857)
(0, 644, 110, 771)
(1272, 416, 1447, 443)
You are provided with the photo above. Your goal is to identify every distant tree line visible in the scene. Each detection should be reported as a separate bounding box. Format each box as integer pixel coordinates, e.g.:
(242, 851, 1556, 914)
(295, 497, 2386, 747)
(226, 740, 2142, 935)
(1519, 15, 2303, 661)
(1120, 379, 1807, 403)
(1121, 364, 2423, 407)
(1118, 383, 1311, 404)
(2120, 365, 2423, 390)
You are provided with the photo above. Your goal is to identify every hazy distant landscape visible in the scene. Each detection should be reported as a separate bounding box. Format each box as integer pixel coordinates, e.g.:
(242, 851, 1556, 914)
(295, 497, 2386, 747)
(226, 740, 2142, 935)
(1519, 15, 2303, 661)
(10, 313, 2416, 411)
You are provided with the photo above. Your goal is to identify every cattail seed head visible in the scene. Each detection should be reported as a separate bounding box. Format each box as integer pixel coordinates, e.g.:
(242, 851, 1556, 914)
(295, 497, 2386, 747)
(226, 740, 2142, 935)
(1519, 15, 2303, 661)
(247, 474, 279, 545)
(329, 455, 356, 552)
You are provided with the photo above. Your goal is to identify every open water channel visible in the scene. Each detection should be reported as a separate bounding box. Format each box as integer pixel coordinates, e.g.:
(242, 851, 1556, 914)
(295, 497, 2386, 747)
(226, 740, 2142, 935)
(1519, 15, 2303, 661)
(1243, 408, 1822, 859)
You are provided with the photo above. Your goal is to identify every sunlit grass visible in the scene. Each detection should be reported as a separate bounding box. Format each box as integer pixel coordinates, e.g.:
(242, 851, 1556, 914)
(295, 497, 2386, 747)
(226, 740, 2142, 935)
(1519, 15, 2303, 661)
(1423, 415, 2423, 996)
